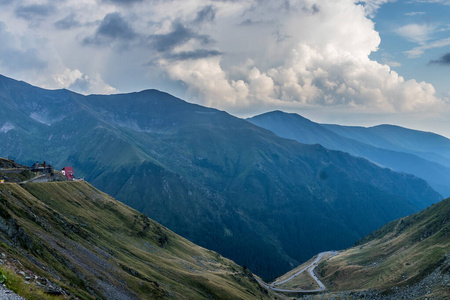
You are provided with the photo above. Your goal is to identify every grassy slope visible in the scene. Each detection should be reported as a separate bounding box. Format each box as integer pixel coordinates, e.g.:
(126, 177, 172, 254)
(0, 181, 273, 300)
(0, 158, 26, 169)
(316, 198, 449, 295)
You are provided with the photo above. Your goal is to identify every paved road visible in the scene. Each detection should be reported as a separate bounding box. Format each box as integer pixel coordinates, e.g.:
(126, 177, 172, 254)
(254, 251, 338, 293)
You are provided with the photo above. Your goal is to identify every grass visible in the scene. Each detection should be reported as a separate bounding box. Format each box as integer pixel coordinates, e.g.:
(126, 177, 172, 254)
(0, 265, 65, 300)
(316, 198, 450, 295)
(0, 181, 275, 299)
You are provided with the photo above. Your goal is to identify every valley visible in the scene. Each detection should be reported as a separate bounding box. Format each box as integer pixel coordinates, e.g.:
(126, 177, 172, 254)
(0, 0, 449, 298)
(0, 74, 443, 280)
(0, 75, 448, 299)
(264, 197, 449, 299)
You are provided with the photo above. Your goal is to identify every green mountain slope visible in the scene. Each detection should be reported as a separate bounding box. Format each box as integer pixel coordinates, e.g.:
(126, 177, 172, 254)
(0, 74, 442, 280)
(0, 180, 273, 300)
(323, 123, 450, 168)
(316, 198, 450, 298)
(248, 110, 450, 197)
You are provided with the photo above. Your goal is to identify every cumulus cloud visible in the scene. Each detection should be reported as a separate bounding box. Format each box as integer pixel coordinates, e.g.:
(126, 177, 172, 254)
(0, 18, 115, 95)
(0, 0, 445, 118)
(53, 69, 117, 94)
(360, 0, 393, 17)
(160, 0, 442, 114)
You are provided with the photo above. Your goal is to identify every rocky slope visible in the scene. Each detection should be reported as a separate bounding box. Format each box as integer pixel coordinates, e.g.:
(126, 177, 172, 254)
(0, 181, 273, 300)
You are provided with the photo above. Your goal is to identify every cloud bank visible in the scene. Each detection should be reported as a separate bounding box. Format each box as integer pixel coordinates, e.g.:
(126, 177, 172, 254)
(0, 0, 445, 117)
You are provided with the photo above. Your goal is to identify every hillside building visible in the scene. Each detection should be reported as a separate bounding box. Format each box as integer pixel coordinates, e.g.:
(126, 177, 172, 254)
(30, 161, 54, 173)
(61, 167, 75, 180)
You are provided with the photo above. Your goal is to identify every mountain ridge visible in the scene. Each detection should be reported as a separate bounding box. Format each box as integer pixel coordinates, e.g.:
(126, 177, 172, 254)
(0, 74, 442, 279)
(248, 110, 450, 197)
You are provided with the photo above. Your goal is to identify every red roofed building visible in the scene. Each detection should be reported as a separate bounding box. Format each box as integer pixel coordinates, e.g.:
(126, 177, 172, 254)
(61, 167, 75, 180)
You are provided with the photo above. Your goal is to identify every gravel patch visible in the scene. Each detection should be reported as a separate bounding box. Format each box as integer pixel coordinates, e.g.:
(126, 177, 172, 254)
(0, 285, 25, 300)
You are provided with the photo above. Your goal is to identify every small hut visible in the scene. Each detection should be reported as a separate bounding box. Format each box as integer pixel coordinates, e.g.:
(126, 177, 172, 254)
(61, 167, 75, 180)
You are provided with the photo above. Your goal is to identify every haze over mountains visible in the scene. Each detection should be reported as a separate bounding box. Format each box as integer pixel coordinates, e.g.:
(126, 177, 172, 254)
(0, 74, 443, 280)
(249, 111, 450, 197)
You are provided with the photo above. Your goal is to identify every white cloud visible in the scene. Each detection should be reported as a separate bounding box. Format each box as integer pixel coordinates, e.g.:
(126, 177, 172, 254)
(161, 0, 442, 115)
(0, 2, 116, 94)
(405, 11, 426, 16)
(405, 37, 450, 57)
(360, 0, 395, 17)
(395, 23, 436, 44)
(53, 68, 117, 94)
(385, 61, 402, 67)
(0, 0, 444, 118)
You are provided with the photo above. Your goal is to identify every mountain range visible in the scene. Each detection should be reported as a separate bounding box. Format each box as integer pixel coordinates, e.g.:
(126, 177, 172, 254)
(0, 74, 443, 280)
(248, 111, 450, 197)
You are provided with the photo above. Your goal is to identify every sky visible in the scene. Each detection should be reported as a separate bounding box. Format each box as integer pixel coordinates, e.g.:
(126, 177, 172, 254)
(0, 0, 449, 137)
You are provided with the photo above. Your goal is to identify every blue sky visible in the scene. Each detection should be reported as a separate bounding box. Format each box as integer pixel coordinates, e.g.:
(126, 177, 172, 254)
(371, 0, 450, 100)
(0, 0, 449, 136)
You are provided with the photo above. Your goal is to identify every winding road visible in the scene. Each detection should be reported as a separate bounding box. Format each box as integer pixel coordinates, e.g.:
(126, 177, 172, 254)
(254, 251, 338, 293)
